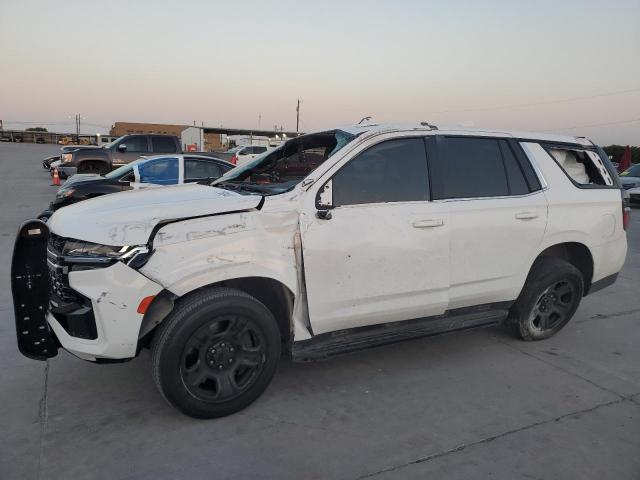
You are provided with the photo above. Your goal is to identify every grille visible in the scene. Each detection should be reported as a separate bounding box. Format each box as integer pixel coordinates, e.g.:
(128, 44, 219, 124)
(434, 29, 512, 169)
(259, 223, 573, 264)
(47, 235, 82, 305)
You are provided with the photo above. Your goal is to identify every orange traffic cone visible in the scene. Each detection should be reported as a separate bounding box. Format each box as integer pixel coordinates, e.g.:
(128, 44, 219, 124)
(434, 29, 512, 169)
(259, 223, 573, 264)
(51, 168, 61, 186)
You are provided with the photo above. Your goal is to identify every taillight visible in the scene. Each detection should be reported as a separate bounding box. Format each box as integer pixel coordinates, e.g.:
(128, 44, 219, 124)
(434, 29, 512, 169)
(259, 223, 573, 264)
(230, 155, 237, 165)
(622, 190, 631, 231)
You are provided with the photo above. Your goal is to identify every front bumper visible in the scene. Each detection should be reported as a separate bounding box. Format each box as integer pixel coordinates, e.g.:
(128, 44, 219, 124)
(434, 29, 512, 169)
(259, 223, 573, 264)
(12, 221, 162, 362)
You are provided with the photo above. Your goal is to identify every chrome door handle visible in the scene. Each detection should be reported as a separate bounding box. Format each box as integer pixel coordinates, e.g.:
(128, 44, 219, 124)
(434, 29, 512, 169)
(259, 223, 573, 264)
(515, 211, 539, 220)
(412, 219, 444, 228)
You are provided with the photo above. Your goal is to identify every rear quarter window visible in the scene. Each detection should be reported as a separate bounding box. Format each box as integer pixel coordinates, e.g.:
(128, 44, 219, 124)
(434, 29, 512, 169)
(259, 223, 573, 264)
(545, 146, 614, 187)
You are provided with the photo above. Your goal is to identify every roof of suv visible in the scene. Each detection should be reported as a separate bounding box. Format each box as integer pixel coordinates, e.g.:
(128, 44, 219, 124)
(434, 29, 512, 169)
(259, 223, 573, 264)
(338, 122, 594, 147)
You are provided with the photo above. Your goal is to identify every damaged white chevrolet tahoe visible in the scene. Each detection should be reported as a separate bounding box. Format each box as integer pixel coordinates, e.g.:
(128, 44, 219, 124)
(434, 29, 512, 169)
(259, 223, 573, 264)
(12, 123, 628, 418)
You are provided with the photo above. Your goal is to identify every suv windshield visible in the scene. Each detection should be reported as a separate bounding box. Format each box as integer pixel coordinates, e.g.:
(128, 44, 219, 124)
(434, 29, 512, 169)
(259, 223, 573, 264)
(212, 130, 357, 195)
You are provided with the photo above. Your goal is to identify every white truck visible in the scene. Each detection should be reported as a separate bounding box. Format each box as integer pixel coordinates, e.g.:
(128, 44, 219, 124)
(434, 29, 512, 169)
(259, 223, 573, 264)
(12, 123, 628, 418)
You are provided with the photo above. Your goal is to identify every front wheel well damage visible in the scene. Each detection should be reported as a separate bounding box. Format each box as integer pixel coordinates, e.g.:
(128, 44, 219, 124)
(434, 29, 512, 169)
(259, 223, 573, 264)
(535, 242, 594, 294)
(140, 278, 294, 354)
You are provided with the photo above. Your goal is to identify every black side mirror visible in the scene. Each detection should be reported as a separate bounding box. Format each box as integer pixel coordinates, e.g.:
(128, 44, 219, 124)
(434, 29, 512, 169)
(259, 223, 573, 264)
(117, 144, 127, 152)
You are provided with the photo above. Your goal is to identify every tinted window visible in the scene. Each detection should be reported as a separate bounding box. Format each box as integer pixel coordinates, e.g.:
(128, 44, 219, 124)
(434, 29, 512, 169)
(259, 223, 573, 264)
(185, 159, 223, 180)
(332, 138, 429, 206)
(433, 137, 508, 199)
(138, 157, 179, 185)
(499, 140, 529, 195)
(121, 136, 148, 152)
(253, 146, 267, 154)
(151, 136, 177, 153)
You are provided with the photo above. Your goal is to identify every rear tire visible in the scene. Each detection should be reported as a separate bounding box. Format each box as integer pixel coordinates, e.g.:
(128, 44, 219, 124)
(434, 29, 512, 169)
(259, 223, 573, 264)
(507, 257, 584, 341)
(151, 287, 281, 418)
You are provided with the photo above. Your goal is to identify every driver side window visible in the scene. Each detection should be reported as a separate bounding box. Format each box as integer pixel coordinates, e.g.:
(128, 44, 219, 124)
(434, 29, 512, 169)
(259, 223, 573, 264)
(120, 136, 148, 153)
(330, 138, 430, 207)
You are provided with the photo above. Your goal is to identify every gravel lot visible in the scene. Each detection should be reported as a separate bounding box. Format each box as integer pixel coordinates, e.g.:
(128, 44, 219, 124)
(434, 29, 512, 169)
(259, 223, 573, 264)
(1, 143, 639, 480)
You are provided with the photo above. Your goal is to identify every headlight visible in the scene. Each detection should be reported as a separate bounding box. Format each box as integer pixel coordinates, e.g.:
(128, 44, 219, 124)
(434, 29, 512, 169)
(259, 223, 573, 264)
(56, 188, 75, 198)
(62, 153, 73, 163)
(62, 240, 130, 258)
(59, 240, 151, 267)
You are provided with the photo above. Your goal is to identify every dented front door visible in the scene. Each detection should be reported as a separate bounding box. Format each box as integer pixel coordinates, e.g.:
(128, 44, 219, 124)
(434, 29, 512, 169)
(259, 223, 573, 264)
(301, 200, 451, 336)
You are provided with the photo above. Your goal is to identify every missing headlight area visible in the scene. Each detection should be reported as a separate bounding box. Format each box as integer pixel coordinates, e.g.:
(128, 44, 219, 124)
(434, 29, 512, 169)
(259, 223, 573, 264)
(547, 147, 614, 187)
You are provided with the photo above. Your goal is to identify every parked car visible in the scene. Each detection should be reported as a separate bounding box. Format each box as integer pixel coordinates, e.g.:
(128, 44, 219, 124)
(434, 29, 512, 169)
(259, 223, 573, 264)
(43, 145, 96, 170)
(38, 155, 233, 220)
(229, 145, 268, 167)
(56, 134, 182, 177)
(12, 123, 627, 419)
(620, 164, 640, 187)
(620, 164, 640, 205)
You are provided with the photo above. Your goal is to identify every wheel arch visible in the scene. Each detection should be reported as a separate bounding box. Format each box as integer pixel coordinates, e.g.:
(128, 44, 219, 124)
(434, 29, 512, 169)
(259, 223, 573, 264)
(141, 277, 295, 353)
(535, 242, 594, 294)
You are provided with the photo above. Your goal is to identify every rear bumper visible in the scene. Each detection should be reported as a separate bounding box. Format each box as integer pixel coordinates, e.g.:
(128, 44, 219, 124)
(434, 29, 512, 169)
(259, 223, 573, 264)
(11, 221, 163, 362)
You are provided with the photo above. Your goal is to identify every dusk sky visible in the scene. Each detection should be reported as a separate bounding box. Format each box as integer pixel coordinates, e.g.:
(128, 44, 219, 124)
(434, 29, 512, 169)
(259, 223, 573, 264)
(1, 0, 639, 144)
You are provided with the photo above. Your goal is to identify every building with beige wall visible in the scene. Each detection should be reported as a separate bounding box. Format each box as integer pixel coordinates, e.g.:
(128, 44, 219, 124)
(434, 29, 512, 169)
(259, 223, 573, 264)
(110, 122, 187, 137)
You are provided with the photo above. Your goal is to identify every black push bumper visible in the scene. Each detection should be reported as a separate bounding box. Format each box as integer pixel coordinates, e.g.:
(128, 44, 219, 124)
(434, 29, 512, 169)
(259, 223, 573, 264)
(11, 220, 58, 360)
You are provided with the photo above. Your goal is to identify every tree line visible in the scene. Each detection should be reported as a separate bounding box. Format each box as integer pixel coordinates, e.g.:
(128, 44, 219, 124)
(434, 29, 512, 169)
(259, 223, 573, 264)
(603, 145, 639, 165)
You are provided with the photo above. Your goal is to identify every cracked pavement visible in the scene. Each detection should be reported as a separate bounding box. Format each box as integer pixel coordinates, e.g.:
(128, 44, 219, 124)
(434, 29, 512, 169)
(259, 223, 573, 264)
(1, 144, 639, 479)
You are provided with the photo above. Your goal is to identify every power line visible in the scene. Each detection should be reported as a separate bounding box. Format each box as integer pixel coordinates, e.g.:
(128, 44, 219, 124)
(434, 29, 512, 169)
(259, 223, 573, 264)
(423, 87, 640, 114)
(543, 118, 640, 132)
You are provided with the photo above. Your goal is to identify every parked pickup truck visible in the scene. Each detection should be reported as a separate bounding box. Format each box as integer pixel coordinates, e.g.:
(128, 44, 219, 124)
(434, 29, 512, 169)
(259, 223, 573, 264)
(56, 134, 182, 177)
(12, 123, 628, 419)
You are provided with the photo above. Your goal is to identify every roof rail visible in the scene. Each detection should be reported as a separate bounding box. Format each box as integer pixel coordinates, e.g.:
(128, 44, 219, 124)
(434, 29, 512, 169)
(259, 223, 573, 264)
(420, 121, 438, 130)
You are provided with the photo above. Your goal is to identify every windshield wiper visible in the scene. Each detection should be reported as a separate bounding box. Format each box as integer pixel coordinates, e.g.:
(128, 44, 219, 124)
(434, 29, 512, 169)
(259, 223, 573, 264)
(214, 181, 272, 194)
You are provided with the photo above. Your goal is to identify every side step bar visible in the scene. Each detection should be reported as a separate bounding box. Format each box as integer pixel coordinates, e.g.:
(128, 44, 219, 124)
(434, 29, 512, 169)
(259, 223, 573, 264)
(292, 304, 510, 362)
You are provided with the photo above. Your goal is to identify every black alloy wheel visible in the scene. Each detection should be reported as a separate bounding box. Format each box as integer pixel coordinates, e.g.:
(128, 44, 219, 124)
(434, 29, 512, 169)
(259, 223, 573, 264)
(527, 280, 576, 333)
(507, 257, 584, 341)
(180, 315, 266, 402)
(151, 287, 281, 418)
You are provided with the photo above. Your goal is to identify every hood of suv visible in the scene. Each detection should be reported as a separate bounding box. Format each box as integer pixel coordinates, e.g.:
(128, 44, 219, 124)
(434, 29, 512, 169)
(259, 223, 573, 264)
(60, 173, 105, 188)
(47, 184, 262, 246)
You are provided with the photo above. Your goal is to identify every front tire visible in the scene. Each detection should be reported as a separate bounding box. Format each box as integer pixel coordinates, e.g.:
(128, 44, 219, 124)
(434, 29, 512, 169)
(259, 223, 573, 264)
(507, 257, 584, 341)
(151, 287, 281, 418)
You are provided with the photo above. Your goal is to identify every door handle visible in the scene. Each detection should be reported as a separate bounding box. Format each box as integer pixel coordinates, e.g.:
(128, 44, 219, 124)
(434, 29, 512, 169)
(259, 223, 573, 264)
(515, 211, 539, 220)
(412, 219, 444, 228)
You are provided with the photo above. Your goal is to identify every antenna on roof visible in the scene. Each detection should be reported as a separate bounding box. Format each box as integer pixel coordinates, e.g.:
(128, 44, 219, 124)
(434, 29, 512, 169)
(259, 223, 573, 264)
(420, 121, 438, 130)
(358, 116, 372, 125)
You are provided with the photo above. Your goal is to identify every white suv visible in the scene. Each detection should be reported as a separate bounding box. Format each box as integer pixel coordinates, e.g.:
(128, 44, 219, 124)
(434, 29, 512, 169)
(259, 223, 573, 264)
(12, 123, 628, 418)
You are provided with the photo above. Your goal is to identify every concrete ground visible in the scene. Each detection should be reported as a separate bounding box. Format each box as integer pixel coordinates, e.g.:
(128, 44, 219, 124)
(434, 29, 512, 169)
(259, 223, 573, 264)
(1, 143, 639, 480)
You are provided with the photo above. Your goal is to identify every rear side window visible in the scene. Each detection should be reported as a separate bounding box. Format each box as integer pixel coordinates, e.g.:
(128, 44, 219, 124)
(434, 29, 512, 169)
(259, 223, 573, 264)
(332, 138, 429, 206)
(432, 137, 508, 199)
(185, 159, 223, 180)
(151, 136, 178, 153)
(499, 140, 529, 195)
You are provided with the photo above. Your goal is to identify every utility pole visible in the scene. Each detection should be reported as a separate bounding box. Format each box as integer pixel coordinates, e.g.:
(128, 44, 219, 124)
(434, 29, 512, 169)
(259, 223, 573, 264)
(75, 114, 81, 142)
(258, 113, 261, 129)
(296, 99, 300, 133)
